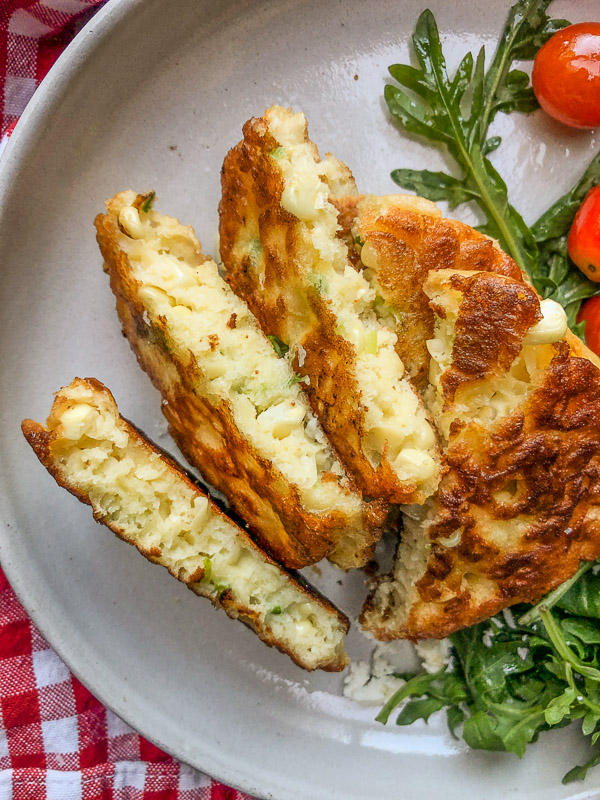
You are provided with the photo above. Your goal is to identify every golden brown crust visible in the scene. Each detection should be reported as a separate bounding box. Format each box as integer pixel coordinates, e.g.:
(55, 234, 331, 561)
(218, 116, 424, 505)
(96, 200, 385, 570)
(566, 328, 600, 369)
(333, 195, 362, 267)
(404, 346, 600, 639)
(362, 269, 600, 640)
(350, 202, 524, 390)
(22, 377, 349, 672)
(440, 272, 542, 403)
(347, 198, 600, 375)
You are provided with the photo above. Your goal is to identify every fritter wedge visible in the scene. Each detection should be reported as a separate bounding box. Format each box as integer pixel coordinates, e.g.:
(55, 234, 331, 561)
(362, 268, 600, 640)
(219, 107, 440, 505)
(22, 378, 350, 672)
(345, 191, 600, 386)
(339, 193, 524, 392)
(96, 191, 385, 570)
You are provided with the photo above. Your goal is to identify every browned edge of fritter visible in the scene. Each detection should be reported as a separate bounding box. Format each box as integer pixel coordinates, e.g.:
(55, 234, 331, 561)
(95, 197, 385, 570)
(340, 198, 525, 393)
(21, 377, 350, 671)
(361, 270, 600, 640)
(438, 272, 542, 404)
(219, 115, 426, 506)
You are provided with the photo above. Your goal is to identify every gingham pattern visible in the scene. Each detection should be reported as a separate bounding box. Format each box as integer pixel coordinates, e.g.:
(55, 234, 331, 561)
(0, 3, 256, 798)
(0, 0, 103, 137)
(0, 568, 245, 799)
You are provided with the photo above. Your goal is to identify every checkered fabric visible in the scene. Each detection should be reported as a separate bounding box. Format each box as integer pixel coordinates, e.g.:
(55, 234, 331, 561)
(0, 568, 254, 799)
(0, 3, 257, 798)
(0, 0, 102, 137)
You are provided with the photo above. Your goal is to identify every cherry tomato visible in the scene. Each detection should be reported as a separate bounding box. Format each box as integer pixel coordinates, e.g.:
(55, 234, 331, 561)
(577, 295, 600, 356)
(532, 22, 600, 129)
(568, 185, 600, 282)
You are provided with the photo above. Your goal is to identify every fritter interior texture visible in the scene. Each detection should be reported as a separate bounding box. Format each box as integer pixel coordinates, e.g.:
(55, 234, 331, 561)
(21, 378, 350, 671)
(219, 107, 440, 505)
(362, 269, 600, 640)
(95, 191, 385, 570)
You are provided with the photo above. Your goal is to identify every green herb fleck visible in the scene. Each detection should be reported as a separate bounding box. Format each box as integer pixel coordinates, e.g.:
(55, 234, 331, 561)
(270, 606, 283, 615)
(139, 191, 156, 214)
(270, 147, 287, 160)
(267, 335, 289, 358)
(373, 294, 403, 325)
(287, 374, 307, 387)
(354, 234, 365, 247)
(201, 557, 228, 596)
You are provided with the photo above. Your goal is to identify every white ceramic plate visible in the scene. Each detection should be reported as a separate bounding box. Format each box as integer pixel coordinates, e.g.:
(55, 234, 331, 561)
(1, 0, 599, 797)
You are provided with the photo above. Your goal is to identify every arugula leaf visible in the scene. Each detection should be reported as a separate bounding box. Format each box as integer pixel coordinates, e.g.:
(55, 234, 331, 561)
(382, 670, 469, 732)
(479, 0, 569, 136)
(462, 710, 506, 751)
(376, 672, 440, 724)
(386, 1, 567, 275)
(376, 570, 600, 779)
(545, 687, 579, 725)
(532, 153, 600, 242)
(520, 561, 595, 624)
(563, 750, 600, 784)
(583, 711, 600, 736)
(390, 168, 478, 208)
(556, 571, 600, 619)
(446, 705, 466, 738)
(562, 619, 600, 647)
(530, 153, 600, 335)
(386, 26, 532, 265)
(395, 696, 446, 725)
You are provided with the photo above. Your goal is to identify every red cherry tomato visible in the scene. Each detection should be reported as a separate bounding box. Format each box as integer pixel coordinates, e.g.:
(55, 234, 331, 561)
(568, 185, 600, 282)
(532, 23, 600, 129)
(577, 295, 600, 356)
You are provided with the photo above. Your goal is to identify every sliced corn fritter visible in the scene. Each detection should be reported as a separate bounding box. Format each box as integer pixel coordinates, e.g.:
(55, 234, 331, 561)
(219, 107, 440, 505)
(340, 193, 524, 392)
(362, 268, 600, 640)
(22, 378, 350, 672)
(95, 191, 385, 571)
(345, 190, 600, 394)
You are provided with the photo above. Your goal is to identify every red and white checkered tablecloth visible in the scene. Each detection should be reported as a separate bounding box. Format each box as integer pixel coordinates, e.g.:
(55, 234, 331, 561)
(0, 3, 257, 798)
